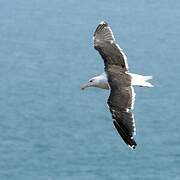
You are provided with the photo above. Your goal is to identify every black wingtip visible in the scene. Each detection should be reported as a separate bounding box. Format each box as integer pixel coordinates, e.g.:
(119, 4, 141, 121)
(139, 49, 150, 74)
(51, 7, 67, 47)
(99, 21, 108, 26)
(113, 120, 137, 150)
(94, 21, 108, 36)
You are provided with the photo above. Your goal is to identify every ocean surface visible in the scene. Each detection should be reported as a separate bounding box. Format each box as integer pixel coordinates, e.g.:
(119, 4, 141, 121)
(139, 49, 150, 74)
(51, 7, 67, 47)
(0, 0, 180, 179)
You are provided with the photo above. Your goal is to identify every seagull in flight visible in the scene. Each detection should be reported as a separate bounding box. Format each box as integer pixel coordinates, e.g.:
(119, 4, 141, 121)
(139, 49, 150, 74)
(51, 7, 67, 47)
(81, 21, 153, 149)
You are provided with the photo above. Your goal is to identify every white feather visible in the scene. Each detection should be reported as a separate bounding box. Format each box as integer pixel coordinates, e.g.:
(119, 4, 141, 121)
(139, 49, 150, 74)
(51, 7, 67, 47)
(128, 73, 154, 87)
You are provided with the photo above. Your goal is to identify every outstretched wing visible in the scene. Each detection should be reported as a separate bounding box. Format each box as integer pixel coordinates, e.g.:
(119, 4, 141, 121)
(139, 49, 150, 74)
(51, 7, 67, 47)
(107, 65, 137, 149)
(93, 21, 128, 71)
(93, 21, 137, 149)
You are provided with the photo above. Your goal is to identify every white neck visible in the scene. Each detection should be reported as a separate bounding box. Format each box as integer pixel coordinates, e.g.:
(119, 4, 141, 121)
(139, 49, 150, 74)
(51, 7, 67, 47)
(93, 73, 109, 90)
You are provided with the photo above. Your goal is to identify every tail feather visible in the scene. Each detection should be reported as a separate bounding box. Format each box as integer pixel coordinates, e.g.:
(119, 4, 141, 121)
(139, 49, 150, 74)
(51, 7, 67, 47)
(143, 75, 153, 81)
(143, 82, 154, 87)
(128, 73, 154, 87)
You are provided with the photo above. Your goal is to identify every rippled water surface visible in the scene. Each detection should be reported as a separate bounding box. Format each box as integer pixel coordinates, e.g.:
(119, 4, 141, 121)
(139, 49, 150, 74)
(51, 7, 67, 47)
(0, 0, 180, 179)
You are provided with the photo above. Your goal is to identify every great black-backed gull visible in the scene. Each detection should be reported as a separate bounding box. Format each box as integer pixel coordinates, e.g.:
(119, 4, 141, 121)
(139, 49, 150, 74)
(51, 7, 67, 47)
(81, 21, 153, 149)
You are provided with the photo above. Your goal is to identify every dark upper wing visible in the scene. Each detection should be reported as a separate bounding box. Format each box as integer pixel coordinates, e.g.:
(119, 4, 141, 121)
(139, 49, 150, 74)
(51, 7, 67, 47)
(93, 21, 137, 149)
(93, 21, 128, 72)
(107, 65, 137, 149)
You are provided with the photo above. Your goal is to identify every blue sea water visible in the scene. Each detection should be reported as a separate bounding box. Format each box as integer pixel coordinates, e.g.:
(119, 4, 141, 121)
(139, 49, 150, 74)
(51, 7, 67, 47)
(0, 0, 180, 179)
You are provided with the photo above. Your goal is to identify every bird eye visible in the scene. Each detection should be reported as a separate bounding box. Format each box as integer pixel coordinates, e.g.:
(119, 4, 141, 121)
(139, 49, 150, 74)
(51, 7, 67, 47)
(89, 80, 93, 82)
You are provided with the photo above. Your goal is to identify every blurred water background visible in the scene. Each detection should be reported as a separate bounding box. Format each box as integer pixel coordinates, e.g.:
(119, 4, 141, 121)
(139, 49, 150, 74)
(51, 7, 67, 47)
(0, 0, 180, 179)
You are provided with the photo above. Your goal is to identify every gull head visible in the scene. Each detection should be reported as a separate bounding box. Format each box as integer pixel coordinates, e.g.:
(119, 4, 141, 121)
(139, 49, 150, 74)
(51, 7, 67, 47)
(81, 78, 98, 90)
(81, 74, 109, 90)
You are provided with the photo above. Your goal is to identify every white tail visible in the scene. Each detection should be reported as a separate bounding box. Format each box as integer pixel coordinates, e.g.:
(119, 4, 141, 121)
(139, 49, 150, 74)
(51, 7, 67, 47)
(128, 73, 154, 87)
